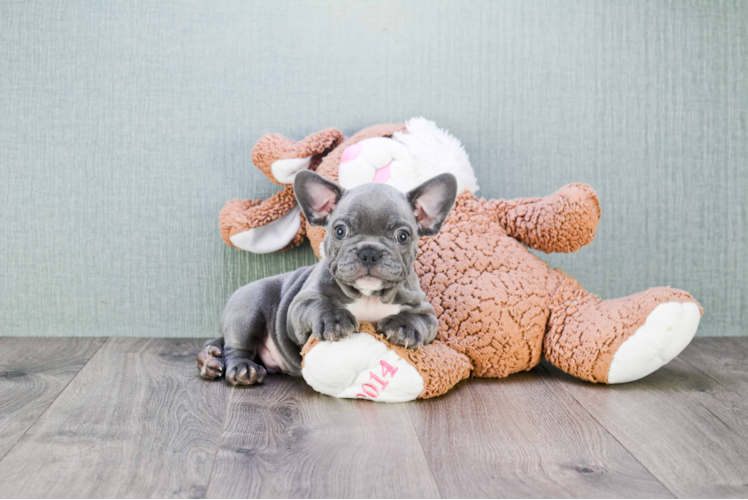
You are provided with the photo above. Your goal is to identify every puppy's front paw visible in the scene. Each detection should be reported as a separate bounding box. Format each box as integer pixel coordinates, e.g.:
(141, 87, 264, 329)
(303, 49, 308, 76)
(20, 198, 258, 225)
(378, 314, 425, 349)
(313, 308, 359, 342)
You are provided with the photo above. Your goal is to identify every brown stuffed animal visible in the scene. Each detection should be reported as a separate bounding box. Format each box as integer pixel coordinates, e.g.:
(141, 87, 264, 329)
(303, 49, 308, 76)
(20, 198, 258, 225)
(219, 118, 702, 402)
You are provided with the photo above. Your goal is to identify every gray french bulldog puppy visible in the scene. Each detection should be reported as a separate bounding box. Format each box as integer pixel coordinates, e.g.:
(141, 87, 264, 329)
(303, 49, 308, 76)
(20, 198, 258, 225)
(197, 170, 458, 386)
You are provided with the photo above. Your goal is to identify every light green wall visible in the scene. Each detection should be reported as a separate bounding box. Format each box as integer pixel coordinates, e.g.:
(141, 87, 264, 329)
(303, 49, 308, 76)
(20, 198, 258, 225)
(1, 0, 746, 337)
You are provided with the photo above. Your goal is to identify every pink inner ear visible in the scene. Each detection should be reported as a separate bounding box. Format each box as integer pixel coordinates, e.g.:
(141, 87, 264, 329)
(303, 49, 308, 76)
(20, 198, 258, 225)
(414, 200, 436, 230)
(313, 198, 336, 218)
(373, 163, 392, 183)
(311, 193, 337, 219)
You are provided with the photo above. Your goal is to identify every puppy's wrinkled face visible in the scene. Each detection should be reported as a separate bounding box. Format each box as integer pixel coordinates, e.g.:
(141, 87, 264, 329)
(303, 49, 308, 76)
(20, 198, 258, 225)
(294, 171, 457, 296)
(326, 184, 418, 293)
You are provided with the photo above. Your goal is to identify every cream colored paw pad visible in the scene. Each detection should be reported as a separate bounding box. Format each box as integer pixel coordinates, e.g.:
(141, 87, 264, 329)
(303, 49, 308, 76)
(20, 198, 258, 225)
(302, 334, 423, 403)
(608, 301, 701, 384)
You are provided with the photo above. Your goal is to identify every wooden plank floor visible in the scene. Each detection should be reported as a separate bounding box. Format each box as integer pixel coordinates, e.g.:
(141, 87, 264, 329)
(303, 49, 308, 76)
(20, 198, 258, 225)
(0, 338, 746, 498)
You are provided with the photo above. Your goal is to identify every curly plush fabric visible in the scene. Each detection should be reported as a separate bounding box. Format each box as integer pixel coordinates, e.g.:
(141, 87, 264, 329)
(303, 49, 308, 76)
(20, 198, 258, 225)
(223, 127, 345, 252)
(251, 128, 345, 184)
(488, 183, 601, 254)
(219, 185, 300, 247)
(220, 119, 703, 399)
(219, 198, 262, 246)
(417, 192, 553, 378)
(544, 272, 702, 382)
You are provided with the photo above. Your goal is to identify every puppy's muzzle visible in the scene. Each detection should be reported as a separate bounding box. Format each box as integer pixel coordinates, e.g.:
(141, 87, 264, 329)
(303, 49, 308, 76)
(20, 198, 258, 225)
(358, 247, 382, 268)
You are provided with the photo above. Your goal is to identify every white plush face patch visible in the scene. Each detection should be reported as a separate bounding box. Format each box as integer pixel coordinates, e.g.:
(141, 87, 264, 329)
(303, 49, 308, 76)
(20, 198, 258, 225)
(337, 117, 479, 195)
(338, 137, 412, 190)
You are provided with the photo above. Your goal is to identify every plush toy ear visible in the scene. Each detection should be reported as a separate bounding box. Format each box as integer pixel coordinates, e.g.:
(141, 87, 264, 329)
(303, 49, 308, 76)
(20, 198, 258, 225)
(219, 186, 305, 254)
(252, 128, 345, 185)
(294, 170, 344, 227)
(407, 173, 458, 236)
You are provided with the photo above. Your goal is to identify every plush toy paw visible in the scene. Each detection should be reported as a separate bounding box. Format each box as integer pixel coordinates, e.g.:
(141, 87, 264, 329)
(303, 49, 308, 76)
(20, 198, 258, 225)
(302, 333, 424, 403)
(607, 301, 701, 384)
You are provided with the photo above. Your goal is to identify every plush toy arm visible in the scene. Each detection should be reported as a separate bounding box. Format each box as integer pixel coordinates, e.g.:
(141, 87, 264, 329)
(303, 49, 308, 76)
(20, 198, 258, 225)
(488, 183, 601, 253)
(219, 185, 306, 253)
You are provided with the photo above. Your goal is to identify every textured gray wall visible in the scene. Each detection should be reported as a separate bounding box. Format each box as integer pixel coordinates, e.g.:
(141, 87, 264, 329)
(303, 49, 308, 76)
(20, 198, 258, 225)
(1, 0, 746, 337)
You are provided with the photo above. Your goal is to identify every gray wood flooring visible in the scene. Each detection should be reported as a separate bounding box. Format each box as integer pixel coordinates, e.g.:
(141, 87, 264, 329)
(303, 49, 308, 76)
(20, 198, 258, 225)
(0, 338, 746, 498)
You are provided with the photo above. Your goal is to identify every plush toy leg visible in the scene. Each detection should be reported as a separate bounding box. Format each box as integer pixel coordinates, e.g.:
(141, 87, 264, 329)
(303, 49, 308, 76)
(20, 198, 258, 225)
(544, 271, 702, 384)
(301, 323, 472, 402)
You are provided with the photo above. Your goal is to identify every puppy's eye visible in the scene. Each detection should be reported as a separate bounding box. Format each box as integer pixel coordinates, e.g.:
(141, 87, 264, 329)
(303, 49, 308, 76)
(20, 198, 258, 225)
(334, 225, 349, 240)
(395, 229, 410, 245)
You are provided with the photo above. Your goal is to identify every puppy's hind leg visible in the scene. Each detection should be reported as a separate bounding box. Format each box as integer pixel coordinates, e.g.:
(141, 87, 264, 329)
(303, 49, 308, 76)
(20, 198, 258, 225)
(221, 281, 279, 386)
(197, 337, 225, 379)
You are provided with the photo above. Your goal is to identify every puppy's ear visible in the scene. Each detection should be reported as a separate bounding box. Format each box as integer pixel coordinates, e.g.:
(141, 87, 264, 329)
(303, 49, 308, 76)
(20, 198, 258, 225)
(407, 173, 458, 236)
(294, 171, 344, 226)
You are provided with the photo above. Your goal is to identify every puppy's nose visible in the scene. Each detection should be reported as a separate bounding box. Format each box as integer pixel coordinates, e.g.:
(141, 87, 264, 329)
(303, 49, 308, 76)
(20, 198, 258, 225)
(358, 248, 382, 267)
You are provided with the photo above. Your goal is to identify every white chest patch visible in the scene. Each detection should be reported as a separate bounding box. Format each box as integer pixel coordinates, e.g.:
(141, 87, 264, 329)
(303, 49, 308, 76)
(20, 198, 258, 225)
(346, 295, 401, 323)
